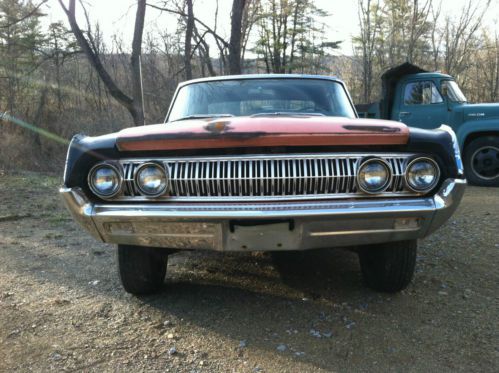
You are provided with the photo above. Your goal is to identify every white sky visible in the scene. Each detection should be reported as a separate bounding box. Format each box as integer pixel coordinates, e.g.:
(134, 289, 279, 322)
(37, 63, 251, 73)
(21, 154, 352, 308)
(45, 0, 499, 55)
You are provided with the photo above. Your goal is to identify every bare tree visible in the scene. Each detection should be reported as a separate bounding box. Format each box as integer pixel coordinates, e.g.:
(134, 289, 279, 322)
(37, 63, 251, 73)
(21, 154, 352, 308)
(148, 0, 248, 74)
(406, 0, 432, 63)
(241, 0, 260, 64)
(356, 0, 383, 103)
(429, 1, 441, 70)
(441, 1, 490, 77)
(58, 0, 147, 125)
(192, 24, 216, 76)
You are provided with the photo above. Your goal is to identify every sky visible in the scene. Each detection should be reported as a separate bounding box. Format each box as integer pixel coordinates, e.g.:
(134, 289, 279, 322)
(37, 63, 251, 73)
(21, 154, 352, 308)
(46, 0, 499, 55)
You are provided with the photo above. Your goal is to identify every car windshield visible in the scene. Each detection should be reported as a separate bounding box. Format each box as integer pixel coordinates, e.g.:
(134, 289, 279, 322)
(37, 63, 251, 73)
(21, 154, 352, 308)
(167, 78, 356, 122)
(441, 80, 467, 102)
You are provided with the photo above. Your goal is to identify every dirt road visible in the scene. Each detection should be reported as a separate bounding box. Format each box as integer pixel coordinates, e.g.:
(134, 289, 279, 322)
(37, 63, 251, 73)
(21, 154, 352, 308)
(0, 172, 498, 372)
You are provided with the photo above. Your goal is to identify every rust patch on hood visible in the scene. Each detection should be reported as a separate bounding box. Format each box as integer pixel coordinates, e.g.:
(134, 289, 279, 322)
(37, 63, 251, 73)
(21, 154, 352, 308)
(116, 116, 409, 152)
(204, 120, 233, 133)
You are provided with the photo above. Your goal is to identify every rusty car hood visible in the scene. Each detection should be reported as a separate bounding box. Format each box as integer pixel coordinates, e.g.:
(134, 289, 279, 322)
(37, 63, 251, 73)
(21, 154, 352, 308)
(116, 116, 409, 152)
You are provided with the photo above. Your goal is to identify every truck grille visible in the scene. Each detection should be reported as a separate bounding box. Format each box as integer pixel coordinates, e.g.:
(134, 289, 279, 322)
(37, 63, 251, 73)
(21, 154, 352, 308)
(119, 154, 414, 201)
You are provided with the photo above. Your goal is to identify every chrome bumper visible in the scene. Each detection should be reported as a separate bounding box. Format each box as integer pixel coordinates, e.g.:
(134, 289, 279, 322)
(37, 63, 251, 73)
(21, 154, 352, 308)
(60, 179, 466, 251)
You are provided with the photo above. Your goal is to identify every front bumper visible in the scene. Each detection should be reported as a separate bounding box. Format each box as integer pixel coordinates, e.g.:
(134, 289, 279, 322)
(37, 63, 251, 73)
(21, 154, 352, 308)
(60, 179, 466, 251)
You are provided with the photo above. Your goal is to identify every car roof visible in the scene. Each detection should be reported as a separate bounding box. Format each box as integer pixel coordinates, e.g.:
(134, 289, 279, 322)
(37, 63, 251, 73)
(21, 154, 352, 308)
(178, 74, 344, 88)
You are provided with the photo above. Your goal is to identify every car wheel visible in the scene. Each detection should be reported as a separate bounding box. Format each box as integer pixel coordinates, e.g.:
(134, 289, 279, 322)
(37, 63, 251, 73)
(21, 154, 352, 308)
(117, 244, 169, 295)
(464, 136, 499, 186)
(358, 240, 417, 292)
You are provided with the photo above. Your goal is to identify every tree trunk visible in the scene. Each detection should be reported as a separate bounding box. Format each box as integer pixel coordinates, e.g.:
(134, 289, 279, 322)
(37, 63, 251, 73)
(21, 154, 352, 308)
(184, 0, 194, 80)
(288, 1, 300, 73)
(228, 0, 246, 74)
(59, 0, 146, 125)
(194, 26, 217, 76)
(130, 0, 146, 125)
(33, 74, 50, 147)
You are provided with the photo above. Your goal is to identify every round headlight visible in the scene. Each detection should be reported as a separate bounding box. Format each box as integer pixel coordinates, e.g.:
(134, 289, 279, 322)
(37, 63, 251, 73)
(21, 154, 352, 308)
(405, 157, 440, 192)
(135, 163, 168, 197)
(357, 158, 392, 194)
(88, 164, 122, 198)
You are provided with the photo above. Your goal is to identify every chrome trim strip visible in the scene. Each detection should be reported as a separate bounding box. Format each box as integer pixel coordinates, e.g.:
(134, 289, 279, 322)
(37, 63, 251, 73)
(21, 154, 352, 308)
(439, 124, 465, 176)
(309, 227, 420, 237)
(99, 191, 417, 202)
(117, 152, 417, 162)
(91, 197, 436, 218)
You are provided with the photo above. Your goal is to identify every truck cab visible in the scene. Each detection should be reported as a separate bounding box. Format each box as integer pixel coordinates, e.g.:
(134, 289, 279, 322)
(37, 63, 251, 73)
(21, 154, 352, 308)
(358, 63, 499, 186)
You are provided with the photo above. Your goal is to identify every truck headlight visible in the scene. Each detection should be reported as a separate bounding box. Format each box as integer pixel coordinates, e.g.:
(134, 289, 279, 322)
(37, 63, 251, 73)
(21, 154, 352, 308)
(135, 163, 168, 197)
(405, 157, 440, 192)
(88, 164, 122, 198)
(357, 158, 392, 194)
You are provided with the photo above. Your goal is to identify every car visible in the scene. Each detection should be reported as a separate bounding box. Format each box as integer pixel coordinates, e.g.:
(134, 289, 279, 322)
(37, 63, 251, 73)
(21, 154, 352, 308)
(60, 74, 466, 295)
(356, 62, 499, 186)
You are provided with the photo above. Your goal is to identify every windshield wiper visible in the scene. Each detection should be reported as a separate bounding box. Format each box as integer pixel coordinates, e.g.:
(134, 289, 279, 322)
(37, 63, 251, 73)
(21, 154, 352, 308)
(250, 112, 325, 117)
(171, 114, 234, 122)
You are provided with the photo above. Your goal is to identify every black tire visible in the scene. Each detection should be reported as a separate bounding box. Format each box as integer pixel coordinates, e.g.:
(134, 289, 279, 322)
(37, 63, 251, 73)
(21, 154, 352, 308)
(117, 244, 169, 295)
(358, 240, 417, 292)
(464, 136, 499, 187)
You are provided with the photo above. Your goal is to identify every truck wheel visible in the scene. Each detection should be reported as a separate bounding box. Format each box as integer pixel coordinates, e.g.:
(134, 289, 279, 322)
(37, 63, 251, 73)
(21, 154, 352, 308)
(464, 136, 499, 186)
(358, 240, 417, 292)
(117, 244, 169, 295)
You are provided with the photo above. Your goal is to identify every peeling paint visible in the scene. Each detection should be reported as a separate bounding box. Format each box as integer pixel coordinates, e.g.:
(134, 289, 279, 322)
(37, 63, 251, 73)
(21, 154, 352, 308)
(117, 116, 409, 152)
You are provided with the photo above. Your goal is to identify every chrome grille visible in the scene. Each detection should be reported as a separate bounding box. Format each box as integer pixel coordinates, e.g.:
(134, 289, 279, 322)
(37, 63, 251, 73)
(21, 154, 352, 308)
(168, 157, 362, 196)
(119, 154, 413, 201)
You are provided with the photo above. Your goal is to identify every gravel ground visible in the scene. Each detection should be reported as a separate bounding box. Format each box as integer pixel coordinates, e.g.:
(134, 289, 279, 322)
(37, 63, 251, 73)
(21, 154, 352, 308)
(0, 171, 498, 372)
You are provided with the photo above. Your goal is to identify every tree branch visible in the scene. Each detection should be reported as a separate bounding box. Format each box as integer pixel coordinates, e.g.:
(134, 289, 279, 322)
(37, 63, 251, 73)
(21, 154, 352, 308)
(0, 0, 48, 28)
(146, 3, 229, 48)
(57, 0, 133, 109)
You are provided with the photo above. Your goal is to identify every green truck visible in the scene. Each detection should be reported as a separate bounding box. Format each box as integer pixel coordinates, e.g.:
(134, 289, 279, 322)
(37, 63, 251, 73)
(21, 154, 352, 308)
(356, 62, 499, 186)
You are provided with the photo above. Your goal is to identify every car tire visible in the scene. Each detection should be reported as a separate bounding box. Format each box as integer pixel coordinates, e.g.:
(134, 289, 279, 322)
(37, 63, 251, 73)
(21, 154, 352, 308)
(117, 244, 169, 295)
(464, 136, 499, 187)
(358, 240, 417, 292)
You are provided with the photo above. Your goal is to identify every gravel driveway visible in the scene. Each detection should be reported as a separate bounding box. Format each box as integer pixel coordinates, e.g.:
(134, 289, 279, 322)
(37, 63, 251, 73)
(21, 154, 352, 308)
(0, 172, 498, 372)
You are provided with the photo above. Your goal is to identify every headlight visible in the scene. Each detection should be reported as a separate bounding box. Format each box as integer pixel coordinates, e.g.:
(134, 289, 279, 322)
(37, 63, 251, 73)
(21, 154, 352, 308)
(88, 164, 122, 198)
(357, 158, 392, 194)
(405, 157, 440, 192)
(135, 163, 168, 197)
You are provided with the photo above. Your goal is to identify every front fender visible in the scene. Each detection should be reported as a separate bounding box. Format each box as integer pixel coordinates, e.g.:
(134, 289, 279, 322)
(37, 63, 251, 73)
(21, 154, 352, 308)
(455, 119, 499, 149)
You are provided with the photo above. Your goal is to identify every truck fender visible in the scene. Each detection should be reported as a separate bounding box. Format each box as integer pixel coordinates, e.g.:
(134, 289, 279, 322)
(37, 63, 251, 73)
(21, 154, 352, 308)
(455, 119, 499, 149)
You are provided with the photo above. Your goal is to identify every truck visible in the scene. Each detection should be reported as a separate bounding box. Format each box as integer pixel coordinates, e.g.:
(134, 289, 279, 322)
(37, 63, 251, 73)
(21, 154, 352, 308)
(356, 62, 499, 186)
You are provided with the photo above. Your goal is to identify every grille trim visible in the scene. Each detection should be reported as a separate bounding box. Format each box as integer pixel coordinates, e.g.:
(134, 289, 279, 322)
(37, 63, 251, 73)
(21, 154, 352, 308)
(117, 153, 418, 201)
